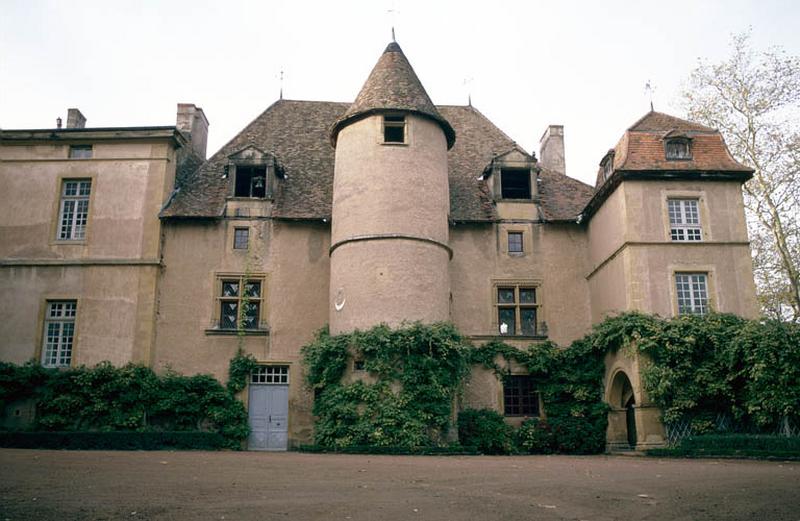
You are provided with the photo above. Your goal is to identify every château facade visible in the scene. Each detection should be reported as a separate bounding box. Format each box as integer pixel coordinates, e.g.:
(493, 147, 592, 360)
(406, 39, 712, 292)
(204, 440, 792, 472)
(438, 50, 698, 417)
(0, 42, 758, 450)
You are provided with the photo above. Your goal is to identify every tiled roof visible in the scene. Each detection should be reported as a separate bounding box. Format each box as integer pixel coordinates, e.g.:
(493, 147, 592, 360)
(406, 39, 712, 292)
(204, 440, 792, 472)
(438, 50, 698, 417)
(593, 111, 752, 189)
(330, 42, 456, 149)
(161, 100, 595, 222)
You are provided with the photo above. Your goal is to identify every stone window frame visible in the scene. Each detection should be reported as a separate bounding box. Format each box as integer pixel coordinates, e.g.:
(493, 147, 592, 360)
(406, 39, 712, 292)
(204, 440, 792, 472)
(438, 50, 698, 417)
(487, 155, 538, 203)
(667, 198, 703, 242)
(507, 231, 524, 254)
(668, 266, 717, 317)
(225, 154, 278, 201)
(491, 279, 544, 338)
(52, 176, 95, 244)
(502, 374, 541, 417)
(39, 299, 79, 368)
(206, 272, 269, 336)
(233, 227, 250, 250)
(661, 189, 711, 242)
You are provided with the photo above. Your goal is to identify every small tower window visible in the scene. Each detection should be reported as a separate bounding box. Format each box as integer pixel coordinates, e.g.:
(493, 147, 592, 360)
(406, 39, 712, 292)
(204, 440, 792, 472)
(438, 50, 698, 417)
(383, 115, 406, 143)
(665, 139, 691, 160)
(234, 166, 267, 198)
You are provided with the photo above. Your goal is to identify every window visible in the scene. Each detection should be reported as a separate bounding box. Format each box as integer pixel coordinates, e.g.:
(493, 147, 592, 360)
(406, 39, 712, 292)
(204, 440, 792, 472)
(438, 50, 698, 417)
(508, 232, 523, 253)
(383, 114, 405, 143)
(354, 359, 366, 371)
(675, 273, 709, 315)
(665, 139, 691, 160)
(668, 199, 702, 241)
(57, 179, 91, 240)
(504, 375, 539, 416)
(251, 366, 289, 384)
(69, 145, 92, 159)
(500, 169, 531, 199)
(496, 285, 539, 336)
(233, 227, 249, 250)
(234, 166, 267, 198)
(41, 300, 76, 367)
(602, 155, 614, 181)
(218, 276, 263, 330)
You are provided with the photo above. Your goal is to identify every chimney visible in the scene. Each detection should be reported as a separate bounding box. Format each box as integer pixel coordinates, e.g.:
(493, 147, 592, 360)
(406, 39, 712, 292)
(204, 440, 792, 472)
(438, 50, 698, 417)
(66, 108, 87, 129)
(176, 103, 209, 159)
(539, 125, 566, 175)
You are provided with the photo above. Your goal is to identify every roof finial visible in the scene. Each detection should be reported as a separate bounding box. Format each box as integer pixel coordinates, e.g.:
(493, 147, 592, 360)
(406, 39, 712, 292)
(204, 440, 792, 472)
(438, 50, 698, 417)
(463, 76, 474, 107)
(279, 69, 284, 100)
(645, 80, 656, 111)
(391, 26, 395, 42)
(387, 0, 399, 42)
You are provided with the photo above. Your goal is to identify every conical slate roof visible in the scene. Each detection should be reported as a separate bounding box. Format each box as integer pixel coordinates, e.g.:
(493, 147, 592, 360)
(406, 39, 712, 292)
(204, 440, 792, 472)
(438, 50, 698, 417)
(330, 41, 456, 149)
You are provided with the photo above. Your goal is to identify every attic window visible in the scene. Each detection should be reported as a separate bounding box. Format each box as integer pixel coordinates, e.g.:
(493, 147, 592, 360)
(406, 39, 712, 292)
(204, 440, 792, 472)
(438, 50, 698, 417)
(500, 169, 531, 199)
(383, 115, 406, 143)
(602, 155, 614, 181)
(234, 166, 267, 198)
(665, 139, 691, 160)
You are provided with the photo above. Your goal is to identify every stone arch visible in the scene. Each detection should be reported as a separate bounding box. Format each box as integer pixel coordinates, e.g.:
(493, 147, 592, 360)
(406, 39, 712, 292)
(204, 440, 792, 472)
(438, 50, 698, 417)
(606, 369, 638, 449)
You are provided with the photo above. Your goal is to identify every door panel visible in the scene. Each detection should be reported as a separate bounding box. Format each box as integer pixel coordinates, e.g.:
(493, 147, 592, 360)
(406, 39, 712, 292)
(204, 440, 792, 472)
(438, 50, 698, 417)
(248, 384, 289, 450)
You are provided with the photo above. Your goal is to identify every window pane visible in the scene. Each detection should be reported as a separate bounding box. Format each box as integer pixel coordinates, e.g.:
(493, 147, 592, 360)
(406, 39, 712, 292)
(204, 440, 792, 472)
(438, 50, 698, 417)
(242, 302, 259, 329)
(222, 281, 239, 297)
(220, 301, 238, 328)
(233, 228, 249, 250)
(498, 307, 516, 335)
(520, 308, 537, 335)
(500, 169, 531, 199)
(508, 232, 523, 253)
(244, 281, 261, 298)
(504, 375, 539, 416)
(234, 166, 267, 198)
(519, 288, 536, 304)
(497, 288, 515, 304)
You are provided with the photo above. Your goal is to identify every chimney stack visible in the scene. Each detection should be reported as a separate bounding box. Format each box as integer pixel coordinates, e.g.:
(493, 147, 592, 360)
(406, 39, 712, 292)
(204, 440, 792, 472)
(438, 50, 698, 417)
(539, 125, 566, 175)
(66, 108, 87, 129)
(176, 103, 209, 159)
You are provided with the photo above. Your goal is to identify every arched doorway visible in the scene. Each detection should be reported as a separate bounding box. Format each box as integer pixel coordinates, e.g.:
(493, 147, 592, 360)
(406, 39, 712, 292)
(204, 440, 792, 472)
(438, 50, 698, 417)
(608, 370, 637, 449)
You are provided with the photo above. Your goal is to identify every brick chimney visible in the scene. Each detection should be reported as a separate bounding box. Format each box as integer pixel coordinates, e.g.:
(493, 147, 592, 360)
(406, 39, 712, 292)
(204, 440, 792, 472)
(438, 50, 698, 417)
(539, 125, 566, 175)
(66, 108, 87, 129)
(176, 103, 209, 159)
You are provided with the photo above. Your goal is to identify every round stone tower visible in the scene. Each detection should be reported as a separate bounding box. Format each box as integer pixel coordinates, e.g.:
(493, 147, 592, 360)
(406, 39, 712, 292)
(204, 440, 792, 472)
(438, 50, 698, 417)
(328, 42, 456, 334)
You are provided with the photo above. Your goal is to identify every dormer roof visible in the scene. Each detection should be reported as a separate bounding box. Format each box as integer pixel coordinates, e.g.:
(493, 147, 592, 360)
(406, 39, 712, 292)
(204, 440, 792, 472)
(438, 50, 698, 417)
(330, 41, 456, 149)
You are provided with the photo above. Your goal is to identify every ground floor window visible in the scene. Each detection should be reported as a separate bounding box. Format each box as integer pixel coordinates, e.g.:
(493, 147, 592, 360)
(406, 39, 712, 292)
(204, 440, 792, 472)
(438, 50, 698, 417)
(503, 375, 540, 416)
(251, 365, 289, 384)
(675, 272, 709, 315)
(42, 300, 76, 367)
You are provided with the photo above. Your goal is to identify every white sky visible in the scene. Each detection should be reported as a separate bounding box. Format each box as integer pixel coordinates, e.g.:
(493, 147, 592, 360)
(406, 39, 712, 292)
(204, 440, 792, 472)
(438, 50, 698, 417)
(2, 0, 799, 186)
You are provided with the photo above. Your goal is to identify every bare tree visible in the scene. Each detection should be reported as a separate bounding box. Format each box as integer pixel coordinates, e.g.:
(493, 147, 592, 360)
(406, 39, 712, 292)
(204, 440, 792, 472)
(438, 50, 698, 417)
(682, 32, 800, 321)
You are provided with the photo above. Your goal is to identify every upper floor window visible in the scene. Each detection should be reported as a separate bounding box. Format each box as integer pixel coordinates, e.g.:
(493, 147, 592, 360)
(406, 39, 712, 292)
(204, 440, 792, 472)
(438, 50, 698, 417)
(383, 114, 406, 143)
(500, 169, 531, 199)
(496, 284, 539, 336)
(233, 227, 250, 250)
(602, 154, 614, 181)
(675, 273, 709, 315)
(218, 276, 263, 330)
(42, 300, 77, 368)
(58, 179, 91, 240)
(69, 145, 92, 159)
(508, 232, 523, 253)
(665, 139, 691, 160)
(668, 199, 702, 241)
(234, 166, 267, 198)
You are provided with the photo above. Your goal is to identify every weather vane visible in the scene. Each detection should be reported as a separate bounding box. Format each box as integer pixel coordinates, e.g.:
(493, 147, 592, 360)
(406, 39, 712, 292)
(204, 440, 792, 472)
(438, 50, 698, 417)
(387, 0, 399, 41)
(279, 69, 284, 100)
(645, 80, 656, 111)
(463, 76, 474, 107)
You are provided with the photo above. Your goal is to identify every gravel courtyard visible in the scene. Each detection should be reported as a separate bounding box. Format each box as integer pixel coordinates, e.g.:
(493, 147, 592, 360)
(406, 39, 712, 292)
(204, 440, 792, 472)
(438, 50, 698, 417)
(0, 449, 797, 520)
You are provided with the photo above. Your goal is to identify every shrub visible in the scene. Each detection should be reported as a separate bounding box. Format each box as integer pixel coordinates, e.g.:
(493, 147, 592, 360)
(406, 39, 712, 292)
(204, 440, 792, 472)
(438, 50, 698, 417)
(0, 431, 227, 450)
(517, 418, 553, 453)
(457, 408, 515, 455)
(648, 434, 800, 459)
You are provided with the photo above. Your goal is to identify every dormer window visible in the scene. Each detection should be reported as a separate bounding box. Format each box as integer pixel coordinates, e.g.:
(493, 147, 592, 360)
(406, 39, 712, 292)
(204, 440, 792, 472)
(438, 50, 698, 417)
(601, 152, 614, 181)
(500, 169, 532, 199)
(665, 138, 691, 160)
(383, 114, 406, 143)
(234, 166, 267, 198)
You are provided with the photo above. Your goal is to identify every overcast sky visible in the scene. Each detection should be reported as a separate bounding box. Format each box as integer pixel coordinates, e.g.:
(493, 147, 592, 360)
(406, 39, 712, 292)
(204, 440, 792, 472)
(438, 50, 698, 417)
(2, 0, 799, 186)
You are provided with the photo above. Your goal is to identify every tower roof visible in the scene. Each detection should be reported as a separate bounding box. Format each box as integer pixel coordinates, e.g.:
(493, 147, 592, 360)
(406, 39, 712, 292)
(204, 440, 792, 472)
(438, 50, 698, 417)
(330, 42, 456, 149)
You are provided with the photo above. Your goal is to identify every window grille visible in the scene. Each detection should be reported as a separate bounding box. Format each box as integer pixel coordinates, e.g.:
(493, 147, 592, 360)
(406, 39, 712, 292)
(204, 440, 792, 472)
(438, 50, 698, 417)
(42, 300, 77, 367)
(251, 366, 289, 384)
(668, 199, 702, 241)
(58, 179, 91, 240)
(675, 273, 709, 315)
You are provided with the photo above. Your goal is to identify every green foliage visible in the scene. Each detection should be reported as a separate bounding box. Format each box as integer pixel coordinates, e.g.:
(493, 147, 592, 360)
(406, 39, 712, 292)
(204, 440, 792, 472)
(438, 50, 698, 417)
(297, 444, 478, 455)
(302, 322, 470, 449)
(517, 418, 552, 453)
(0, 431, 227, 450)
(0, 361, 249, 449)
(457, 408, 516, 454)
(227, 348, 259, 395)
(648, 434, 800, 459)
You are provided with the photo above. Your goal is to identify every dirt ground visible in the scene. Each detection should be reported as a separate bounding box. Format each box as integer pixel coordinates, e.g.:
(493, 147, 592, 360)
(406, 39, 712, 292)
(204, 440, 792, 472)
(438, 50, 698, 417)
(0, 450, 798, 521)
